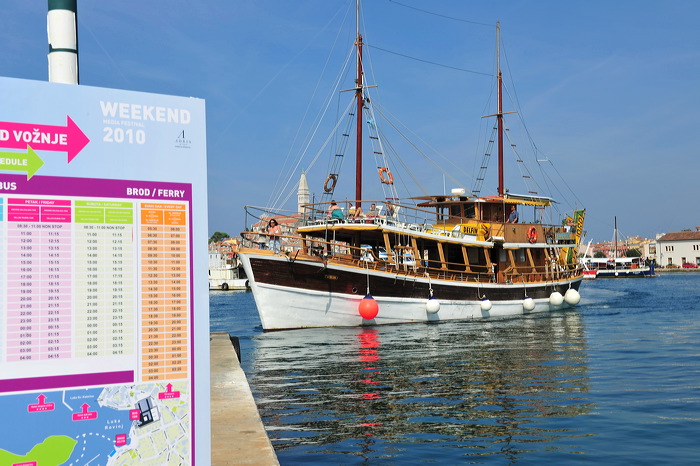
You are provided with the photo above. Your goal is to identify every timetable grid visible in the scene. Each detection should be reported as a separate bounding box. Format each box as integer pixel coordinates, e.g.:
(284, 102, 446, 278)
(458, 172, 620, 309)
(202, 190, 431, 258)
(5, 199, 73, 363)
(140, 203, 190, 382)
(74, 200, 136, 359)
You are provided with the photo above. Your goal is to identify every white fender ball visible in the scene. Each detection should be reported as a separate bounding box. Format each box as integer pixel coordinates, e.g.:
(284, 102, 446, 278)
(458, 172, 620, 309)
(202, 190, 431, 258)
(480, 298, 492, 312)
(426, 298, 440, 314)
(549, 291, 564, 306)
(523, 297, 535, 311)
(564, 288, 581, 305)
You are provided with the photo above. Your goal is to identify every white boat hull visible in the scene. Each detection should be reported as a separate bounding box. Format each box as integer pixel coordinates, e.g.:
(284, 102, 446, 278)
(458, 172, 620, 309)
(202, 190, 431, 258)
(595, 267, 653, 278)
(239, 252, 580, 330)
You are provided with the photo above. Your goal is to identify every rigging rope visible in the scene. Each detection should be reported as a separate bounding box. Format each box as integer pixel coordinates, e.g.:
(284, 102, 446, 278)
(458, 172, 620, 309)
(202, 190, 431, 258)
(367, 45, 492, 76)
(270, 45, 356, 208)
(371, 102, 476, 195)
(387, 0, 493, 26)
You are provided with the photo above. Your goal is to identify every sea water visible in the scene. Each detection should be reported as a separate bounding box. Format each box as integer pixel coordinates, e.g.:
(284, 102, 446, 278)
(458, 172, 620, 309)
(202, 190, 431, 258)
(209, 274, 700, 464)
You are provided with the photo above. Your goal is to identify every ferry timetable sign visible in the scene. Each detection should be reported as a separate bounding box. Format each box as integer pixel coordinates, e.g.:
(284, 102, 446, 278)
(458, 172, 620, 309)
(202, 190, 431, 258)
(0, 77, 210, 465)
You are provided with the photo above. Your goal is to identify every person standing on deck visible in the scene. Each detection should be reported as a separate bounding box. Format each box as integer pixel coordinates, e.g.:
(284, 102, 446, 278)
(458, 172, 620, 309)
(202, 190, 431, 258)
(507, 205, 519, 223)
(267, 219, 282, 252)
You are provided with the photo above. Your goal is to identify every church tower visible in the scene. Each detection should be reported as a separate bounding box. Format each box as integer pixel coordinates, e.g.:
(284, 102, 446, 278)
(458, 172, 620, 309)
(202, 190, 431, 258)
(297, 171, 310, 214)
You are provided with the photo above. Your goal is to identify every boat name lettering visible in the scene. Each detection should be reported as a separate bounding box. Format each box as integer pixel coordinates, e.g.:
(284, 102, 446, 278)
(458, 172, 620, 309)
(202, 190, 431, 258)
(99, 101, 191, 124)
(463, 226, 478, 235)
(324, 274, 338, 280)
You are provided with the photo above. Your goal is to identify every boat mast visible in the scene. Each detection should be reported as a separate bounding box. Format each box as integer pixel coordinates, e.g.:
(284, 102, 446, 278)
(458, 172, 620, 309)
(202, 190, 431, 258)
(496, 22, 504, 197)
(614, 216, 618, 263)
(354, 0, 364, 206)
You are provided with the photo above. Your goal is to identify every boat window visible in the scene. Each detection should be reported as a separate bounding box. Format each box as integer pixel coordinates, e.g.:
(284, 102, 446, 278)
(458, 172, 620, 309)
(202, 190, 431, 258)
(517, 249, 526, 263)
(436, 206, 448, 222)
(464, 204, 475, 218)
(450, 205, 461, 218)
(467, 247, 480, 265)
(424, 245, 441, 268)
(445, 244, 464, 266)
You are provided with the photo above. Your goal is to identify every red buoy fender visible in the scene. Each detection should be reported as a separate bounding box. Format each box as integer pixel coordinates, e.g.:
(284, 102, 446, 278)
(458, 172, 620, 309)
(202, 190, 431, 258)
(359, 294, 379, 320)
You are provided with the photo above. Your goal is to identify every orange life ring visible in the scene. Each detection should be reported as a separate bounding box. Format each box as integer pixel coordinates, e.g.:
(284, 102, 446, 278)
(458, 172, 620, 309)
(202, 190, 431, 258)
(378, 167, 394, 184)
(527, 226, 538, 243)
(323, 174, 337, 193)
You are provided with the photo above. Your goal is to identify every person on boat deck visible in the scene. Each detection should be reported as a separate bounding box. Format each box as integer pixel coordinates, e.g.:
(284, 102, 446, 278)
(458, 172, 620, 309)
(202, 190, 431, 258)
(267, 218, 282, 252)
(385, 201, 395, 218)
(507, 205, 519, 223)
(366, 203, 380, 218)
(328, 200, 344, 220)
(563, 216, 574, 232)
(348, 203, 363, 218)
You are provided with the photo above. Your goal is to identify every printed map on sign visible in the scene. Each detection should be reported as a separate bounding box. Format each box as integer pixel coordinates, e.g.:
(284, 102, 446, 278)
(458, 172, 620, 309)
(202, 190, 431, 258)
(0, 382, 189, 465)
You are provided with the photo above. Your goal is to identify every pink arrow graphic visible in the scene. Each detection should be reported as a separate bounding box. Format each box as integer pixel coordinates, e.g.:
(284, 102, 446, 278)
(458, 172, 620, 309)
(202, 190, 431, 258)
(27, 393, 55, 412)
(72, 402, 98, 421)
(158, 383, 181, 400)
(0, 116, 90, 162)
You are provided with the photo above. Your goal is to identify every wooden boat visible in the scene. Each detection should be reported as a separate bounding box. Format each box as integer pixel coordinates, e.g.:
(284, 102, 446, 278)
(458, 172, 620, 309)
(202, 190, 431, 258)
(238, 4, 586, 330)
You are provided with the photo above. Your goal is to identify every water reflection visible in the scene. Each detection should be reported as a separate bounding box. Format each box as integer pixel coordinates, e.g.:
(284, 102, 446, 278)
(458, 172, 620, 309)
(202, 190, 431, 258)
(249, 311, 592, 462)
(358, 329, 382, 401)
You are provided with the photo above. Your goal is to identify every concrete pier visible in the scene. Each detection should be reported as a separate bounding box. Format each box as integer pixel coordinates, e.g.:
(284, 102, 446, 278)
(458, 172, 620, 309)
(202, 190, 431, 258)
(210, 332, 279, 465)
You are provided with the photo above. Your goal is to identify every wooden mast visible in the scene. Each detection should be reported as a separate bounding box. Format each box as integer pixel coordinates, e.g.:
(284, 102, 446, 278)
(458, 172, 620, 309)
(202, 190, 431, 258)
(496, 22, 504, 197)
(354, 0, 364, 206)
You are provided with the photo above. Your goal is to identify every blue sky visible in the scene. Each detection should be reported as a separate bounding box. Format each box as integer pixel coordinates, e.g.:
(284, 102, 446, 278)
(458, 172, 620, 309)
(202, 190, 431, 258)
(1, 1, 699, 243)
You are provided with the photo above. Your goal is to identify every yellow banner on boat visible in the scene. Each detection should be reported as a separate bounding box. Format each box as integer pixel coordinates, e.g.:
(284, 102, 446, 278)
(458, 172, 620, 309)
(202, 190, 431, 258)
(501, 198, 552, 207)
(566, 209, 585, 263)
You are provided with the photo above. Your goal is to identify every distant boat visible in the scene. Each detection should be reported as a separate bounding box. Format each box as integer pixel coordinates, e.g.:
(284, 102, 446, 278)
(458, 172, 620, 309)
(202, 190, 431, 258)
(582, 217, 655, 278)
(584, 257, 653, 278)
(238, 2, 587, 330)
(209, 252, 249, 290)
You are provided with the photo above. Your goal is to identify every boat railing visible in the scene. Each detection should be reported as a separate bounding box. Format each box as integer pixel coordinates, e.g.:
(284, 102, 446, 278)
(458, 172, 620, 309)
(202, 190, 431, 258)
(240, 231, 582, 284)
(299, 201, 580, 246)
(300, 200, 437, 228)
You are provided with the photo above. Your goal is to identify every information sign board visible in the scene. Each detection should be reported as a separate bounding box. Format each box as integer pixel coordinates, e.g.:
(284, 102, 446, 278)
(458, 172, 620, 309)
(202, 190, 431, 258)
(0, 77, 209, 465)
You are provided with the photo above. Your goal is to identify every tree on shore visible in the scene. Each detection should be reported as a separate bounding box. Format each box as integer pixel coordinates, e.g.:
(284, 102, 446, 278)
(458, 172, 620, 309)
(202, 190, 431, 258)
(209, 231, 230, 243)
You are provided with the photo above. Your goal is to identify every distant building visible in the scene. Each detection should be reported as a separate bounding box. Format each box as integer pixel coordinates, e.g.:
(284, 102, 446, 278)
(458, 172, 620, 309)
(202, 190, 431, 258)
(656, 228, 700, 267)
(590, 236, 653, 259)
